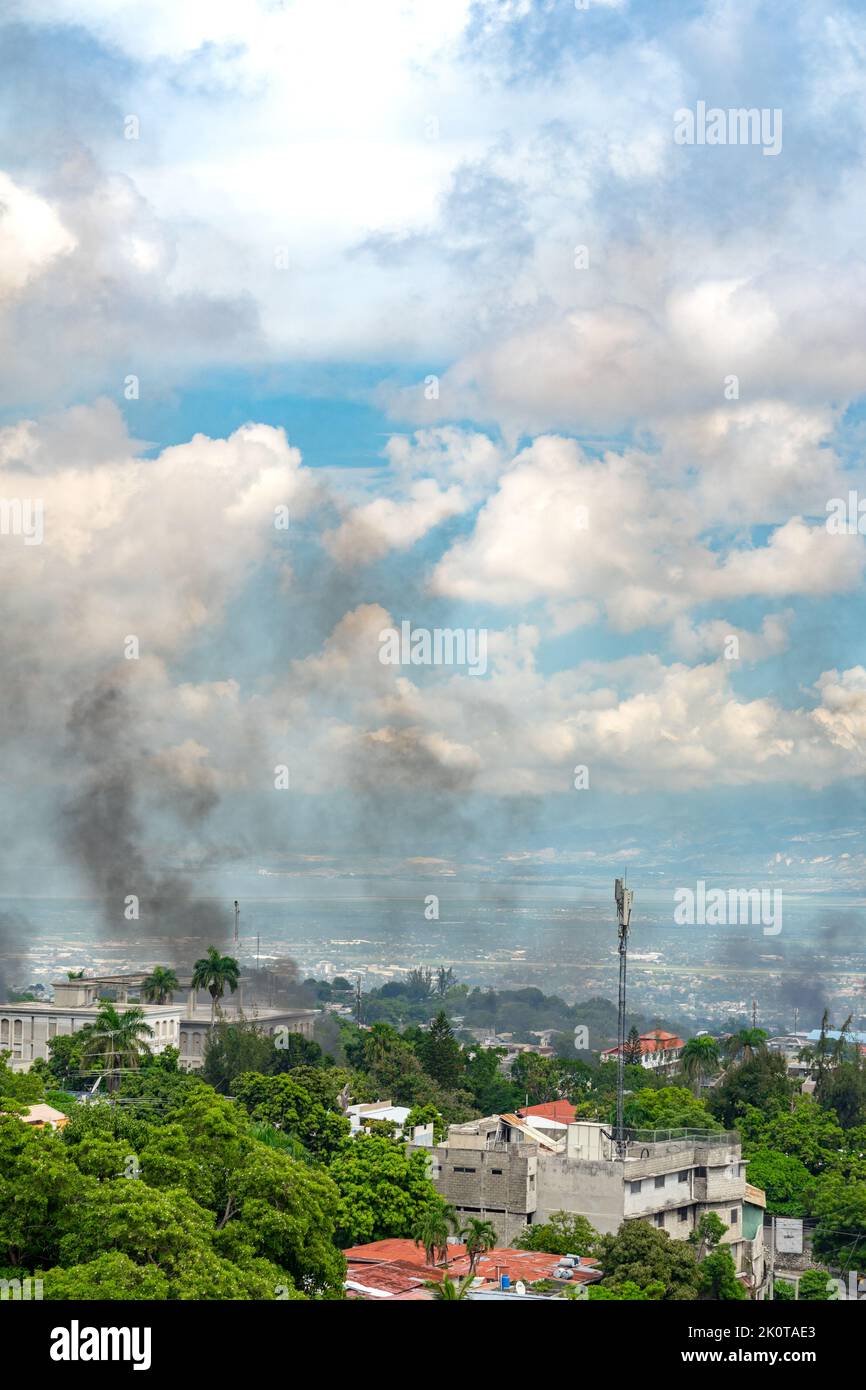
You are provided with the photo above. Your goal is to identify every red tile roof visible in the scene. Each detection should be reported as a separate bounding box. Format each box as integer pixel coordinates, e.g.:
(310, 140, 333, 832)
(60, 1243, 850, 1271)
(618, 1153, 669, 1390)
(601, 1029, 684, 1058)
(518, 1100, 577, 1124)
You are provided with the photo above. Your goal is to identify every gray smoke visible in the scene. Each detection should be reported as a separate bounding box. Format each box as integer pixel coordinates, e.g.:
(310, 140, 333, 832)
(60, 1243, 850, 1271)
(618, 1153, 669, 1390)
(62, 678, 231, 967)
(0, 911, 32, 1003)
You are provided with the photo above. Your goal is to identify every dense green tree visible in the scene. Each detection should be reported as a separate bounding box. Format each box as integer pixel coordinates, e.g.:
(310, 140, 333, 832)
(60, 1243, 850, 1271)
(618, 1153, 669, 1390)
(45, 1033, 90, 1090)
(328, 1133, 442, 1246)
(745, 1149, 814, 1217)
(0, 1116, 89, 1269)
(420, 1012, 464, 1090)
(232, 1072, 349, 1161)
(689, 1212, 727, 1260)
(0, 1055, 45, 1106)
(810, 1172, 866, 1268)
(756, 1097, 844, 1176)
(270, 1033, 323, 1074)
(623, 1085, 720, 1133)
(462, 1045, 522, 1115)
(202, 1019, 275, 1091)
(798, 1268, 834, 1300)
(42, 1251, 170, 1300)
(708, 1052, 792, 1129)
(597, 1220, 701, 1300)
(515, 1211, 599, 1257)
(818, 1061, 866, 1131)
(404, 1103, 446, 1143)
(587, 1279, 664, 1300)
(698, 1247, 745, 1300)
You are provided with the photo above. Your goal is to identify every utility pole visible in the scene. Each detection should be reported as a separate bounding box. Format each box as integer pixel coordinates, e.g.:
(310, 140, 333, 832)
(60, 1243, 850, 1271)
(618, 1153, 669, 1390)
(615, 876, 634, 1160)
(752, 999, 758, 1028)
(233, 900, 239, 946)
(355, 974, 363, 1027)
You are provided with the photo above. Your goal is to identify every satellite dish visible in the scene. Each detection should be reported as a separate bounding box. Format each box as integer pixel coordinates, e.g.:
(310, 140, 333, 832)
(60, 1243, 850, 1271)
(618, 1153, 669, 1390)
(514, 1280, 526, 1296)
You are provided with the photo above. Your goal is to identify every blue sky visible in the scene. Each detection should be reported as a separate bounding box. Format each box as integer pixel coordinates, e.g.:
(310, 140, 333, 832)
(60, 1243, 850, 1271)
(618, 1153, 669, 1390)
(2, 0, 866, 914)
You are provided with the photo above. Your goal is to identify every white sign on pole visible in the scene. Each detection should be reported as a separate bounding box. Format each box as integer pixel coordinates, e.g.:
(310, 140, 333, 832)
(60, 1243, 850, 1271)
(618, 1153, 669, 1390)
(775, 1218, 803, 1254)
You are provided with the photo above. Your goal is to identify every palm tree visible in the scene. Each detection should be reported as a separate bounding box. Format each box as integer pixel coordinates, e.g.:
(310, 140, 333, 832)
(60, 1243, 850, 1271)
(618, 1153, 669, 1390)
(461, 1218, 497, 1277)
(723, 1028, 768, 1065)
(679, 1035, 721, 1095)
(413, 1203, 461, 1266)
(423, 1273, 475, 1300)
(83, 1003, 154, 1091)
(141, 966, 179, 1004)
(191, 946, 240, 1022)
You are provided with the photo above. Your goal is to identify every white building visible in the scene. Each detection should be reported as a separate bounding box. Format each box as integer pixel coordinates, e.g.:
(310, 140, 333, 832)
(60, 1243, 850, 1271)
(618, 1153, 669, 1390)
(0, 973, 318, 1073)
(0, 978, 181, 1073)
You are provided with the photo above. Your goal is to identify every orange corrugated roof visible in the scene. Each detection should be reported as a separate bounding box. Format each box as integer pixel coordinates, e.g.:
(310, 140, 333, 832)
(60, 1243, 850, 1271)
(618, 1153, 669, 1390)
(343, 1238, 450, 1266)
(519, 1100, 577, 1123)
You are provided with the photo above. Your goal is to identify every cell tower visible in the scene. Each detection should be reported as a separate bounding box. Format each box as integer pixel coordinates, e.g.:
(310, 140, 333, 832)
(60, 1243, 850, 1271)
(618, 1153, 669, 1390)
(233, 900, 240, 946)
(614, 876, 634, 1160)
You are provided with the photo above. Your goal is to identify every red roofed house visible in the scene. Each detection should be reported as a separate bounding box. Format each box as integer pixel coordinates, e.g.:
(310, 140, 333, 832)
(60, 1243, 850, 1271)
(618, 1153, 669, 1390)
(599, 1029, 684, 1073)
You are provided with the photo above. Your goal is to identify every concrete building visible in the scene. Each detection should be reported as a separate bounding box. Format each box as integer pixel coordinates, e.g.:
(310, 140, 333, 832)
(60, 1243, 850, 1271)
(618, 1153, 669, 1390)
(0, 972, 318, 1073)
(418, 1115, 765, 1291)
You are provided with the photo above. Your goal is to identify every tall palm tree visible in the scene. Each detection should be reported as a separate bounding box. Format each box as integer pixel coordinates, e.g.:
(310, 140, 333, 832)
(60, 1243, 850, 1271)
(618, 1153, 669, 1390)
(461, 1218, 497, 1276)
(679, 1035, 721, 1095)
(723, 1028, 768, 1065)
(423, 1273, 474, 1300)
(83, 1003, 154, 1091)
(191, 947, 240, 1022)
(141, 966, 179, 1004)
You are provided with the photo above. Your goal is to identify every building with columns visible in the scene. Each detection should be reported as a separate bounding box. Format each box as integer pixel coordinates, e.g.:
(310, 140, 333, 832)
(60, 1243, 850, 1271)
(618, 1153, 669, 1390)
(0, 972, 318, 1073)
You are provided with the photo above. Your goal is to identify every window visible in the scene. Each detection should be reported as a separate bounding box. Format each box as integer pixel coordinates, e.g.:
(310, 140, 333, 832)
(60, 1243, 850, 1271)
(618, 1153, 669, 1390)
(654, 1175, 666, 1189)
(678, 1170, 689, 1182)
(453, 1166, 476, 1174)
(491, 1168, 503, 1175)
(730, 1208, 738, 1224)
(654, 1212, 664, 1227)
(629, 1180, 642, 1194)
(694, 1166, 706, 1177)
(679, 1208, 689, 1222)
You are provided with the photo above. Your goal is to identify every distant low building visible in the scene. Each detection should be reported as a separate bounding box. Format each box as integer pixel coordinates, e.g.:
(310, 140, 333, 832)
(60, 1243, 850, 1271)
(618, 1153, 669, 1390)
(0, 1102, 69, 1131)
(600, 1029, 684, 1073)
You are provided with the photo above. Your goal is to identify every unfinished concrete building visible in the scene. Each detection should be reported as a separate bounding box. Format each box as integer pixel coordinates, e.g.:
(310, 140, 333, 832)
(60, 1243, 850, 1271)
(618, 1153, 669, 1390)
(418, 1115, 765, 1291)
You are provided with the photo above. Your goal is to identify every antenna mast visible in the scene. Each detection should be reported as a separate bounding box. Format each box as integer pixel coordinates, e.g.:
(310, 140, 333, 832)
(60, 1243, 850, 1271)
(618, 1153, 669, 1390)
(615, 876, 634, 1160)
